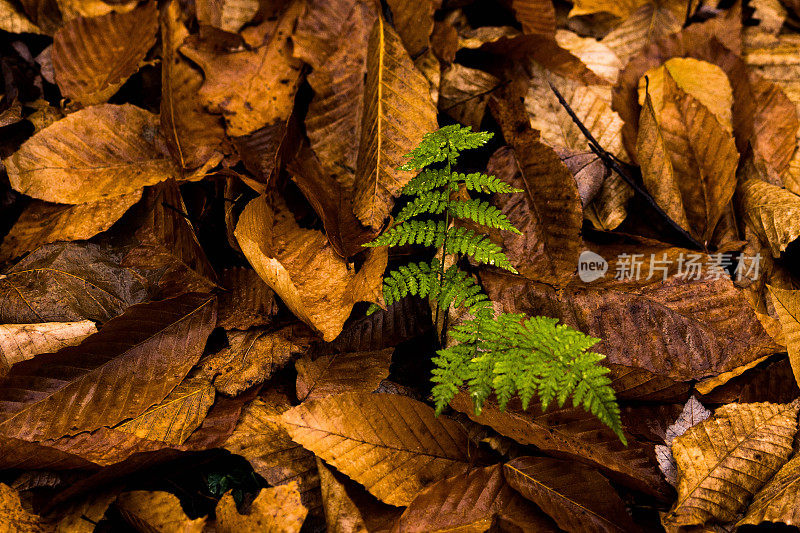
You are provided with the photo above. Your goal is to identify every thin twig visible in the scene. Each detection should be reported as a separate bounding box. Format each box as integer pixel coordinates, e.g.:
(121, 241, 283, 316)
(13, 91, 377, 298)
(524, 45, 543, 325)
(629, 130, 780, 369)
(548, 82, 704, 251)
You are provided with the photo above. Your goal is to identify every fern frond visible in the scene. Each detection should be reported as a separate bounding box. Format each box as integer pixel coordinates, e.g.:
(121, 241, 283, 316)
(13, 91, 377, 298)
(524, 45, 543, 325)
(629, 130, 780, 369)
(438, 265, 492, 316)
(365, 220, 447, 248)
(445, 227, 517, 272)
(395, 189, 452, 224)
(448, 199, 522, 234)
(402, 169, 451, 195)
(399, 125, 493, 171)
(458, 172, 522, 194)
(431, 313, 625, 442)
(380, 259, 441, 308)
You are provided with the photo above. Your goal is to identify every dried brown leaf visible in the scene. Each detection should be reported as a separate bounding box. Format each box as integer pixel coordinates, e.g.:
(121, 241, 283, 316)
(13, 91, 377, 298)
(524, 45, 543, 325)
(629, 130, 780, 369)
(0, 483, 49, 532)
(115, 490, 205, 533)
(216, 267, 278, 330)
(295, 348, 392, 401)
(0, 0, 42, 33)
(0, 293, 216, 440)
(216, 482, 307, 533)
(385, 0, 437, 57)
(768, 286, 800, 389)
(738, 452, 800, 527)
(439, 64, 499, 130)
(738, 178, 800, 257)
(196, 0, 259, 33)
(4, 104, 177, 204)
(52, 2, 157, 105)
(0, 320, 96, 376)
(655, 396, 711, 486)
(665, 401, 799, 527)
(281, 392, 473, 506)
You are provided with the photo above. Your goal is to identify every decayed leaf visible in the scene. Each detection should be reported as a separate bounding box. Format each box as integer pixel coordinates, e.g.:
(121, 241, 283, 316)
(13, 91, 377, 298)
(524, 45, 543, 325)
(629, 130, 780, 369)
(223, 393, 321, 513)
(234, 194, 386, 341)
(503, 456, 638, 533)
(482, 246, 779, 381)
(0, 191, 142, 262)
(217, 267, 278, 330)
(0, 0, 41, 34)
(654, 396, 711, 486)
(0, 320, 96, 375)
(352, 15, 438, 229)
(281, 392, 472, 506)
(0, 242, 152, 324)
(114, 377, 215, 445)
(665, 401, 800, 527)
(738, 453, 800, 527)
(738, 178, 800, 257)
(196, 0, 259, 33)
(0, 293, 216, 440)
(216, 483, 308, 533)
(4, 104, 177, 204)
(449, 393, 668, 498)
(295, 348, 392, 401)
(486, 145, 582, 286)
(115, 490, 205, 533)
(768, 286, 800, 389)
(600, 2, 682, 66)
(0, 483, 49, 532)
(181, 1, 304, 137)
(160, 0, 226, 170)
(439, 64, 500, 129)
(52, 2, 157, 105)
(204, 327, 310, 396)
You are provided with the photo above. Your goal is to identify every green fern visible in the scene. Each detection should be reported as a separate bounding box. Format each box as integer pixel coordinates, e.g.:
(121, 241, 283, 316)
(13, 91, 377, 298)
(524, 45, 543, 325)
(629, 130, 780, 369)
(363, 125, 624, 442)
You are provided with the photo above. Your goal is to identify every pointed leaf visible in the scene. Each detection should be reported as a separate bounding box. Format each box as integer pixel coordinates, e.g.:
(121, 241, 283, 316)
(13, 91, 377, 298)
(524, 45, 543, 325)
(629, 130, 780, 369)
(295, 348, 392, 401)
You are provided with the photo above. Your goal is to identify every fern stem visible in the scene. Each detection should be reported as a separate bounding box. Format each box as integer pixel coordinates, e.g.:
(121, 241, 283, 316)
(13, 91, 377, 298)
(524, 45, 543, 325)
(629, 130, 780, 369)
(434, 147, 453, 343)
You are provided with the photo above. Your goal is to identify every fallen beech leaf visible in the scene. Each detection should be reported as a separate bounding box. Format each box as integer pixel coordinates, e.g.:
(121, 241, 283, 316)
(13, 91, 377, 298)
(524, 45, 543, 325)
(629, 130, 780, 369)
(738, 452, 800, 527)
(114, 377, 215, 445)
(0, 293, 216, 440)
(503, 456, 638, 533)
(181, 1, 304, 137)
(297, 0, 375, 194)
(569, 0, 647, 19)
(121, 181, 218, 296)
(4, 104, 177, 204)
(55, 491, 118, 533)
(768, 286, 800, 388)
(0, 0, 42, 34)
(196, 0, 259, 33)
(0, 191, 142, 262)
(316, 458, 370, 533)
(654, 396, 711, 486)
(216, 268, 278, 330)
(665, 401, 800, 527)
(0, 242, 152, 324)
(0, 483, 49, 532)
(395, 464, 556, 532)
(352, 15, 438, 229)
(203, 327, 311, 396)
(386, 0, 437, 57)
(512, 0, 556, 36)
(0, 320, 96, 375)
(234, 194, 387, 341)
(329, 297, 432, 353)
(482, 246, 779, 381)
(295, 348, 392, 401)
(281, 392, 472, 506)
(115, 490, 205, 533)
(57, 0, 138, 20)
(160, 0, 226, 170)
(292, 0, 361, 66)
(439, 64, 499, 129)
(449, 393, 668, 498)
(555, 149, 607, 207)
(556, 30, 622, 84)
(216, 483, 307, 533)
(738, 178, 800, 257)
(608, 364, 690, 402)
(600, 2, 682, 66)
(52, 2, 157, 105)
(486, 145, 582, 286)
(224, 393, 321, 513)
(179, 385, 260, 451)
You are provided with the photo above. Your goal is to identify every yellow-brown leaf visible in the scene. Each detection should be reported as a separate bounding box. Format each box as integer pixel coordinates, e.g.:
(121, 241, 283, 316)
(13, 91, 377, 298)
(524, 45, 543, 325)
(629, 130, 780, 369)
(216, 483, 307, 533)
(115, 491, 205, 533)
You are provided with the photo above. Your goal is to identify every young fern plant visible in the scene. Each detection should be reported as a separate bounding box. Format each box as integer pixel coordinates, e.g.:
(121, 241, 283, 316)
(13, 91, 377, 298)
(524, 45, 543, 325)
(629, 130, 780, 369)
(364, 125, 625, 442)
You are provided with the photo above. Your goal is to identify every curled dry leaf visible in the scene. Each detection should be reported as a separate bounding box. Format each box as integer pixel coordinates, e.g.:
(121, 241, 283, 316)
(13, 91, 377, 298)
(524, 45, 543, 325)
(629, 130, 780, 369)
(281, 392, 473, 506)
(114, 377, 215, 445)
(52, 2, 157, 105)
(196, 0, 259, 34)
(0, 483, 49, 532)
(115, 490, 205, 533)
(234, 194, 387, 341)
(503, 456, 639, 533)
(0, 190, 143, 262)
(665, 401, 800, 527)
(0, 320, 96, 376)
(449, 393, 668, 498)
(4, 104, 177, 204)
(738, 178, 800, 257)
(0, 242, 152, 324)
(555, 148, 608, 207)
(223, 393, 321, 513)
(204, 326, 311, 396)
(295, 348, 393, 401)
(738, 452, 800, 527)
(486, 145, 582, 286)
(352, 15, 439, 229)
(160, 0, 226, 170)
(181, 1, 304, 137)
(0, 293, 216, 441)
(768, 285, 800, 388)
(216, 482, 308, 533)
